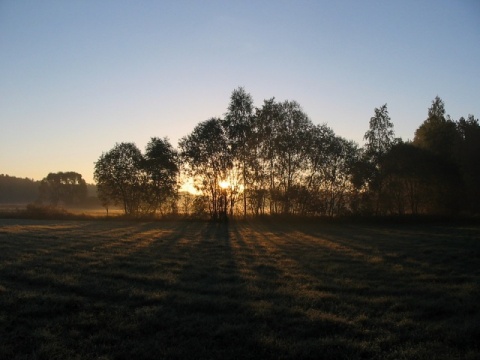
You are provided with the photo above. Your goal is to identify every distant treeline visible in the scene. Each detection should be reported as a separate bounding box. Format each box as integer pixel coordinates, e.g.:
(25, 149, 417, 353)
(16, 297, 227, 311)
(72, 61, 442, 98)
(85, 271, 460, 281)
(94, 88, 480, 219)
(0, 174, 97, 206)
(0, 175, 39, 204)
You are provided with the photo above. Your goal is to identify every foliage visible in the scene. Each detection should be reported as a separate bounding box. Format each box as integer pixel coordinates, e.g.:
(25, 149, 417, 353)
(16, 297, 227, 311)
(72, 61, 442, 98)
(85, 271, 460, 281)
(380, 141, 461, 215)
(413, 96, 459, 161)
(7, 90, 479, 218)
(225, 87, 255, 217)
(142, 137, 179, 215)
(88, 92, 480, 218)
(94, 142, 144, 215)
(253, 98, 323, 215)
(94, 139, 178, 217)
(0, 174, 39, 203)
(456, 115, 480, 213)
(179, 118, 232, 220)
(364, 103, 395, 163)
(176, 92, 479, 217)
(38, 171, 87, 206)
(362, 104, 397, 214)
(408, 97, 478, 215)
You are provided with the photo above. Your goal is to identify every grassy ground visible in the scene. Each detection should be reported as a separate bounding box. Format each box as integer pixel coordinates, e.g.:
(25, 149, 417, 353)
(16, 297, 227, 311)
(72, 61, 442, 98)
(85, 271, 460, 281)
(0, 219, 479, 360)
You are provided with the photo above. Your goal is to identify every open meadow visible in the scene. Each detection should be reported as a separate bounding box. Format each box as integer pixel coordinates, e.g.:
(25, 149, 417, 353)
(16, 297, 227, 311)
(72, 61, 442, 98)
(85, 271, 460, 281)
(0, 218, 479, 359)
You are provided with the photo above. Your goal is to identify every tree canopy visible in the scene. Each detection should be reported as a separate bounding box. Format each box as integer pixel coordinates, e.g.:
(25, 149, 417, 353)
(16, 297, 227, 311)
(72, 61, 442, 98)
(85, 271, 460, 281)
(38, 172, 87, 206)
(179, 118, 232, 220)
(0, 175, 39, 204)
(92, 91, 479, 218)
(94, 139, 178, 216)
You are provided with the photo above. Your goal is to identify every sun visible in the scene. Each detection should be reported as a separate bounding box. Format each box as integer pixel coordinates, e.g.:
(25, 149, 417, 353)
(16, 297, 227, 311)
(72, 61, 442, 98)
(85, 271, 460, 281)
(219, 180, 230, 189)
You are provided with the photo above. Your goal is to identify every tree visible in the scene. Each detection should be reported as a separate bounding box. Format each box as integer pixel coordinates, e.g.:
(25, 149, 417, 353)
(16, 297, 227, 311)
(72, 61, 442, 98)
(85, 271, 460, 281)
(38, 172, 87, 206)
(0, 175, 39, 204)
(94, 143, 144, 216)
(141, 137, 179, 215)
(224, 87, 254, 218)
(363, 104, 396, 214)
(412, 97, 463, 214)
(381, 142, 435, 215)
(302, 123, 336, 215)
(364, 104, 395, 163)
(254, 98, 347, 216)
(254, 97, 283, 214)
(97, 184, 113, 216)
(179, 118, 232, 220)
(326, 137, 360, 217)
(275, 100, 313, 214)
(455, 115, 480, 213)
(304, 129, 360, 217)
(94, 140, 178, 216)
(413, 96, 459, 161)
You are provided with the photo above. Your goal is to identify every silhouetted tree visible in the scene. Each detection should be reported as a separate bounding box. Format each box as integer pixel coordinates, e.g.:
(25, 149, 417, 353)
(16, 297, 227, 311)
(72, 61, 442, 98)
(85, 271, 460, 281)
(94, 143, 144, 215)
(364, 104, 395, 162)
(225, 87, 254, 218)
(38, 172, 87, 206)
(455, 115, 480, 213)
(94, 140, 178, 216)
(141, 137, 179, 215)
(363, 104, 396, 214)
(276, 101, 313, 214)
(302, 124, 335, 215)
(412, 97, 463, 214)
(325, 137, 360, 216)
(0, 175, 39, 203)
(302, 124, 361, 216)
(97, 184, 113, 216)
(179, 118, 232, 220)
(413, 96, 459, 162)
(92, 89, 477, 218)
(381, 142, 439, 214)
(254, 97, 283, 214)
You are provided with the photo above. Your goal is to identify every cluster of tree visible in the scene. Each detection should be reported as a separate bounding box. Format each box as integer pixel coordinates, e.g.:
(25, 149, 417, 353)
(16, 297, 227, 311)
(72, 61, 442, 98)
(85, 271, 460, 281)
(178, 90, 361, 219)
(95, 89, 479, 219)
(38, 172, 88, 206)
(375, 97, 480, 215)
(94, 138, 179, 216)
(0, 173, 99, 207)
(0, 175, 39, 203)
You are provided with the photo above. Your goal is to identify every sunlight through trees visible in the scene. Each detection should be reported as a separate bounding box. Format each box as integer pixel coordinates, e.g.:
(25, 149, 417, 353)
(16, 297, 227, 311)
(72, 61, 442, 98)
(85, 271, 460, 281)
(91, 89, 480, 218)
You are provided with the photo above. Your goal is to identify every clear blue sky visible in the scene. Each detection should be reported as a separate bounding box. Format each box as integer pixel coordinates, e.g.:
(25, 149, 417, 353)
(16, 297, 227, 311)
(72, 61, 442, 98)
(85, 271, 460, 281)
(1, 0, 479, 183)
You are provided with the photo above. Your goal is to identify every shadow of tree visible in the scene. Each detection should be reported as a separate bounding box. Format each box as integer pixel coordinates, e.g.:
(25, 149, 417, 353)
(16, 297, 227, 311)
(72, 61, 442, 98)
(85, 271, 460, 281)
(0, 219, 478, 359)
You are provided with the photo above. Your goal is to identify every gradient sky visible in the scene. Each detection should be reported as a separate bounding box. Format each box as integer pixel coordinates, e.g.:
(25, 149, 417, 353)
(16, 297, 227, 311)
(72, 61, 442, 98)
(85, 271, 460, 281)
(1, 1, 479, 184)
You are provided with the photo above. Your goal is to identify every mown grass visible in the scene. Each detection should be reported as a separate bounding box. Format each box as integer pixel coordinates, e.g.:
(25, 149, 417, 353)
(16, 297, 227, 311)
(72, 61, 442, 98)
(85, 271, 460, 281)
(0, 219, 479, 359)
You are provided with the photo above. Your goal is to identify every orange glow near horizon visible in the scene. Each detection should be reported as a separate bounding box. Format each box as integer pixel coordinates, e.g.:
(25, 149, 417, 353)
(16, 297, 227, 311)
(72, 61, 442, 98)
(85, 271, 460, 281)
(219, 180, 230, 189)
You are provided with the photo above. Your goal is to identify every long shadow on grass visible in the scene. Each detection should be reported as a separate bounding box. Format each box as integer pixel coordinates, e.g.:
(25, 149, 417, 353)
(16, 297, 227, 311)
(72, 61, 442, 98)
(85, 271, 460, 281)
(113, 221, 258, 359)
(239, 220, 480, 358)
(1, 219, 479, 359)
(228, 221, 367, 359)
(1, 220, 232, 359)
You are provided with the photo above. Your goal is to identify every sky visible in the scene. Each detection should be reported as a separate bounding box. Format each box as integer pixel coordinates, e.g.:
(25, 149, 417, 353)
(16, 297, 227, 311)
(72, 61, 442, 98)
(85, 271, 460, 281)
(1, 1, 479, 184)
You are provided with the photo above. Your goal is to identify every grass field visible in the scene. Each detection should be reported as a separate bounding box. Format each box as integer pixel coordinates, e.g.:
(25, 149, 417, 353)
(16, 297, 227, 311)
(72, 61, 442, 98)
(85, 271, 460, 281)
(0, 219, 479, 359)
